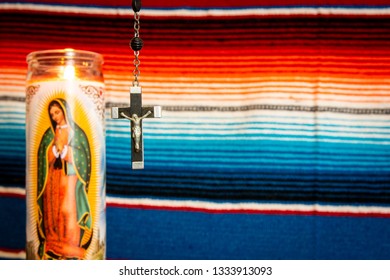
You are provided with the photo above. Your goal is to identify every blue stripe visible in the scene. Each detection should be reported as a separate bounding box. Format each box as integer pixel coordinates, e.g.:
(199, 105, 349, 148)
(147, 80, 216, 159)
(107, 155, 390, 168)
(106, 167, 390, 181)
(107, 207, 390, 260)
(106, 176, 390, 195)
(0, 197, 25, 251)
(1, 197, 389, 260)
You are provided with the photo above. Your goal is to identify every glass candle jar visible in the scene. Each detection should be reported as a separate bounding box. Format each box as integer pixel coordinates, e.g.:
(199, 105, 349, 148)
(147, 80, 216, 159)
(25, 49, 106, 260)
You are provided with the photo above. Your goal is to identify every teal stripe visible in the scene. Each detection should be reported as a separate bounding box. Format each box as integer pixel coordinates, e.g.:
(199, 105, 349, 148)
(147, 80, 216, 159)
(142, 161, 390, 172)
(107, 153, 390, 167)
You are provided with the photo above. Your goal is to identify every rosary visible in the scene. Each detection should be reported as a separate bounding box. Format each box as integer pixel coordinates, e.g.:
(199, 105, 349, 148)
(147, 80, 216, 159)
(111, 0, 162, 169)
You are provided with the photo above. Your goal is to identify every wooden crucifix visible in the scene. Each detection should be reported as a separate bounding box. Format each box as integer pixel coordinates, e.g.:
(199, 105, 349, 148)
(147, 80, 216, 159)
(111, 86, 161, 169)
(111, 0, 161, 169)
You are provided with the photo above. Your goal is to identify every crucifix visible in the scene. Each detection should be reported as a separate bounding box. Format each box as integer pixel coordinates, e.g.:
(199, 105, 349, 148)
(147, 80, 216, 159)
(111, 0, 161, 169)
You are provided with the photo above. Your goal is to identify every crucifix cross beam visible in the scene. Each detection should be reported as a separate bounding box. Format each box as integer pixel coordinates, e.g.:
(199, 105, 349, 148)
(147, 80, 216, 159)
(111, 86, 161, 169)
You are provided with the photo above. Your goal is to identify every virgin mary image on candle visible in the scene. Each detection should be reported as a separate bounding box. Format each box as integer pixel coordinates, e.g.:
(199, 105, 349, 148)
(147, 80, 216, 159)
(36, 98, 92, 260)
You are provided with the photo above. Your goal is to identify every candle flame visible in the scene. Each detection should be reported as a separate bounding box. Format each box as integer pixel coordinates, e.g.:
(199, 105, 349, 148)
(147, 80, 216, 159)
(63, 65, 75, 80)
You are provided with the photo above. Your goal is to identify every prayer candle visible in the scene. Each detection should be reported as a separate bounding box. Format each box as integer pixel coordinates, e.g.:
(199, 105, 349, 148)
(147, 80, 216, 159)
(25, 49, 106, 260)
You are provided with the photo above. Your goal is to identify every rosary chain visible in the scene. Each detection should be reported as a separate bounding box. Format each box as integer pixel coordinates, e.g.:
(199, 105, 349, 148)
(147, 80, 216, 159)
(134, 12, 140, 37)
(132, 12, 141, 86)
(133, 51, 140, 86)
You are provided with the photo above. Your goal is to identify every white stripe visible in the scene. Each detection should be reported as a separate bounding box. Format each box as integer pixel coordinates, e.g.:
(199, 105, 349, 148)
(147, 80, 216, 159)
(0, 250, 25, 260)
(1, 3, 390, 17)
(3, 113, 390, 131)
(1, 187, 389, 215)
(0, 102, 25, 111)
(157, 110, 390, 121)
(109, 127, 390, 140)
(107, 123, 390, 135)
(1, 123, 389, 140)
(107, 197, 390, 215)
(111, 120, 390, 129)
(146, 7, 390, 17)
(3, 106, 390, 126)
(4, 91, 390, 109)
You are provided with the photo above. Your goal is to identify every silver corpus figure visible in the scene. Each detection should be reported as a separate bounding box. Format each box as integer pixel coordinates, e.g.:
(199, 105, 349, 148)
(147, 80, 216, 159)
(120, 111, 152, 152)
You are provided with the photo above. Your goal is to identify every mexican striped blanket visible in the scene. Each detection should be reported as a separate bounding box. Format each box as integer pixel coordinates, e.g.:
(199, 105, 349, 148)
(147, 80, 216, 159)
(1, 0, 390, 259)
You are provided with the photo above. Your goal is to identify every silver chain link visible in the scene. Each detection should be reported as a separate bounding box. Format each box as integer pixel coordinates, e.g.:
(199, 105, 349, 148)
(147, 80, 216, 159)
(134, 12, 140, 37)
(133, 51, 140, 86)
(133, 12, 141, 87)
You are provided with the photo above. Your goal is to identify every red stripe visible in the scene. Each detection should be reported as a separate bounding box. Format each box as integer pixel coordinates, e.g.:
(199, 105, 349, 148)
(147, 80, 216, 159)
(0, 247, 25, 254)
(107, 202, 390, 218)
(0, 192, 25, 199)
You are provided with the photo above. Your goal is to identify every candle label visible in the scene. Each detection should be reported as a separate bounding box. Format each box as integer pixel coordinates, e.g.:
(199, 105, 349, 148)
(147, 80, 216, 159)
(25, 80, 106, 260)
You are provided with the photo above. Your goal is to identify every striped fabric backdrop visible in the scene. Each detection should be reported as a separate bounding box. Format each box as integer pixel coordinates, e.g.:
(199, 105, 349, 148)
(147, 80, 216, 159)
(1, 0, 390, 259)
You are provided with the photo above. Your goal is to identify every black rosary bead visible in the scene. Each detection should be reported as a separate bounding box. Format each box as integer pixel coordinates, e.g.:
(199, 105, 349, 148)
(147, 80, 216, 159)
(132, 0, 141, 12)
(130, 37, 144, 51)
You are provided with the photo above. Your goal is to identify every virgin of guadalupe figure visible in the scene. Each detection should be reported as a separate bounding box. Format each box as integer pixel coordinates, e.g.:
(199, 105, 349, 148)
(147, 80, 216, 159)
(36, 98, 93, 260)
